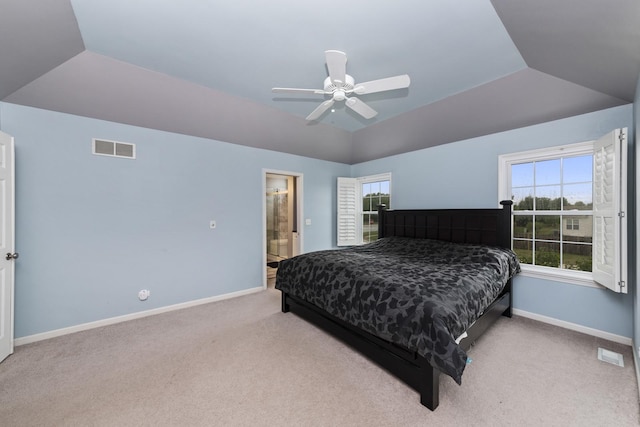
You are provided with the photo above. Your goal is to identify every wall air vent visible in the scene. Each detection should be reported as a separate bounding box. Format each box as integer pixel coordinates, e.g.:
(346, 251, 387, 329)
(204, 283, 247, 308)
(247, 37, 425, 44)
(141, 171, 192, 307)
(92, 138, 136, 159)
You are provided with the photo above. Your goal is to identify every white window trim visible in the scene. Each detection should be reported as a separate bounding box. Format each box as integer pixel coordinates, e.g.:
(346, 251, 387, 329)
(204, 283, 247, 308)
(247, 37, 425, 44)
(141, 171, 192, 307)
(498, 137, 622, 290)
(518, 264, 599, 287)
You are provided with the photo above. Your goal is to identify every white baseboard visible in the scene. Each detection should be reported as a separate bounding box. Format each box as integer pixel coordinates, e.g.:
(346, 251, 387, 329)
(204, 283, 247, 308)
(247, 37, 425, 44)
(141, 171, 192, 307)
(14, 286, 264, 346)
(512, 308, 632, 346)
(15, 293, 633, 349)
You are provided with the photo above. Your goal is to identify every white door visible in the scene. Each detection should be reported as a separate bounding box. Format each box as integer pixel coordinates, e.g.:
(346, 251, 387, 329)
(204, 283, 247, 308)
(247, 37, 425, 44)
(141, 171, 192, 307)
(0, 131, 15, 363)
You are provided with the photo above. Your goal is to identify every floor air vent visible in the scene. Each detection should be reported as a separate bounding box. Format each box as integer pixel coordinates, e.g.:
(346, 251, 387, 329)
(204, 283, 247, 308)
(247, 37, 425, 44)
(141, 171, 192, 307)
(93, 139, 136, 159)
(597, 347, 624, 367)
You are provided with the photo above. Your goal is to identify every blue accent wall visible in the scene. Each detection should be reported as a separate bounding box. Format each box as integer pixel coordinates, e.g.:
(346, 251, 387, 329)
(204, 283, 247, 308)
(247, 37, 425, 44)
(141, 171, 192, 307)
(0, 103, 349, 338)
(352, 104, 635, 338)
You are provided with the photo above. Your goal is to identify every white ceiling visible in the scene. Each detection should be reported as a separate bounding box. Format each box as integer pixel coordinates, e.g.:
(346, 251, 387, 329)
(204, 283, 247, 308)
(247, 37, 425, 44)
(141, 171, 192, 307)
(1, 0, 638, 164)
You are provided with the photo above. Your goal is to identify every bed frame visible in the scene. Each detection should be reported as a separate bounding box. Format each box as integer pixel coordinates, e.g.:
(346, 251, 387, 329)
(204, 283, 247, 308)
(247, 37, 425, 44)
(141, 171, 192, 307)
(280, 200, 514, 410)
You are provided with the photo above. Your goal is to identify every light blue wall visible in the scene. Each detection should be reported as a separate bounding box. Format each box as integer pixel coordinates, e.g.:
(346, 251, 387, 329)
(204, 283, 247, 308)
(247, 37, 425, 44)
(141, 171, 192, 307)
(352, 104, 635, 338)
(2, 100, 635, 341)
(0, 103, 349, 338)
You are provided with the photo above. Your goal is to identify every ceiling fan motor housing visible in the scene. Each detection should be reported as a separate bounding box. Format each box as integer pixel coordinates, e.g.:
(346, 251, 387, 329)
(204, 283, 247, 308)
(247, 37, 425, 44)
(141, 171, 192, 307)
(324, 75, 355, 100)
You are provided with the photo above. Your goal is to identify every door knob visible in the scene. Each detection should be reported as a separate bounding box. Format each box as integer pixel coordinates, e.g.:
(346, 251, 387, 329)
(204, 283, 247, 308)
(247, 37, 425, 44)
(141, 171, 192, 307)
(5, 252, 18, 260)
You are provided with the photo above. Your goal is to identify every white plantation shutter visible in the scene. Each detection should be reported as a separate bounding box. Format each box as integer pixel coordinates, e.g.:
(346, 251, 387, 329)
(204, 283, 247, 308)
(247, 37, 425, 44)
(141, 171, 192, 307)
(592, 128, 627, 293)
(337, 177, 359, 246)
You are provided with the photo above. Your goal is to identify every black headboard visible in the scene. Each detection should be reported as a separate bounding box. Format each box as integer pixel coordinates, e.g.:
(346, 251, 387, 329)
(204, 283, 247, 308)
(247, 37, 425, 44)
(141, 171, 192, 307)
(377, 200, 513, 249)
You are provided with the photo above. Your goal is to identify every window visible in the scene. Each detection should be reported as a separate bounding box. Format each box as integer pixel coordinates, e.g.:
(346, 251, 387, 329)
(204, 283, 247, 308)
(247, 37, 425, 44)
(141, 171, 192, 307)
(361, 179, 390, 243)
(337, 173, 391, 246)
(566, 218, 580, 231)
(499, 128, 627, 293)
(509, 152, 594, 272)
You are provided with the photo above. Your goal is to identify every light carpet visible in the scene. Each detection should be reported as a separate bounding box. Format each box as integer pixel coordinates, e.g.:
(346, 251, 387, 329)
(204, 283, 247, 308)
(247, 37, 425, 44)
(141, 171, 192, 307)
(0, 289, 638, 426)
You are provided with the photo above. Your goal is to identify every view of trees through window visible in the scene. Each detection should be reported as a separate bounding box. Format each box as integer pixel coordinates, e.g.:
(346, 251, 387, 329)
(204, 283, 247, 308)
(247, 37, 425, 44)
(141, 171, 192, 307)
(513, 211, 593, 272)
(362, 181, 390, 243)
(511, 154, 593, 272)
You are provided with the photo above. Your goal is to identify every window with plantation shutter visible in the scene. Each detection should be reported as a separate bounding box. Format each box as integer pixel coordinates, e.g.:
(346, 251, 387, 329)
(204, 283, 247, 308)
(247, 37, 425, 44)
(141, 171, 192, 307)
(592, 128, 627, 293)
(337, 174, 391, 246)
(498, 128, 627, 291)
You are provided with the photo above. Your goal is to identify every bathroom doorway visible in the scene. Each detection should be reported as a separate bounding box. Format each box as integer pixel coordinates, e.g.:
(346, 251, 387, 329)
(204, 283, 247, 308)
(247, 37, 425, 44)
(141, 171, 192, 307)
(264, 171, 302, 288)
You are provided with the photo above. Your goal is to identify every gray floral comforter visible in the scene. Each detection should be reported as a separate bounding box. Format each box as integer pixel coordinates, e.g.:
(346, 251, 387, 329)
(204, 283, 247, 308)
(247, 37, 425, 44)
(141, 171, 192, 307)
(275, 237, 520, 384)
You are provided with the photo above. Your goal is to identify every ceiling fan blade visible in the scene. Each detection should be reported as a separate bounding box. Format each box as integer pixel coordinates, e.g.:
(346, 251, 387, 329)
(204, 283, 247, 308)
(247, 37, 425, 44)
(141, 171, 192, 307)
(325, 50, 347, 85)
(306, 100, 335, 121)
(345, 97, 377, 119)
(353, 74, 410, 95)
(272, 87, 326, 95)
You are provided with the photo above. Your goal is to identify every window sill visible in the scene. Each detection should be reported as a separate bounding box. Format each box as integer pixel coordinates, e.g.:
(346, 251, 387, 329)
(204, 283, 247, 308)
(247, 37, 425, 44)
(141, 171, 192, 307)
(518, 265, 604, 289)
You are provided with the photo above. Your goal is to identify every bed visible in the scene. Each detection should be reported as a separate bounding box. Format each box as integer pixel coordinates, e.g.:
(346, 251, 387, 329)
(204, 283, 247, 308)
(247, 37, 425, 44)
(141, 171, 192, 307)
(275, 200, 520, 410)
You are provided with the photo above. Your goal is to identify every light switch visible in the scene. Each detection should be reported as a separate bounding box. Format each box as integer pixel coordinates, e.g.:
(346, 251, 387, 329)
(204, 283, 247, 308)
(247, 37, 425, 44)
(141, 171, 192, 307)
(305, 218, 311, 225)
(209, 220, 217, 229)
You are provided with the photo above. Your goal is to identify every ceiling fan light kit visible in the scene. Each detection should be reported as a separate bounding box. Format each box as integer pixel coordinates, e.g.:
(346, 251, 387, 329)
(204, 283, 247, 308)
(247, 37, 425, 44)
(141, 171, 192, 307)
(272, 50, 410, 122)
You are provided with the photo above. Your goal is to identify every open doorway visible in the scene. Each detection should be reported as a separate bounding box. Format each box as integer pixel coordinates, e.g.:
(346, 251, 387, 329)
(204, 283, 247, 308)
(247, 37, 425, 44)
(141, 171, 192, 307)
(263, 171, 302, 288)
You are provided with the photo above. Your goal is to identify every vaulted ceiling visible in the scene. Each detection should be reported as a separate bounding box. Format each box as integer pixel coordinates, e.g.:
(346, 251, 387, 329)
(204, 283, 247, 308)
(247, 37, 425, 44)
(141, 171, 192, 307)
(1, 0, 638, 164)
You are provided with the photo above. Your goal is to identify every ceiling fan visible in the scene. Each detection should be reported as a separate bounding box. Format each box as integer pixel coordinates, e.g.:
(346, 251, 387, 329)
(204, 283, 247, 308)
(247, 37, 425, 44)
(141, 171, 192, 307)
(272, 50, 410, 121)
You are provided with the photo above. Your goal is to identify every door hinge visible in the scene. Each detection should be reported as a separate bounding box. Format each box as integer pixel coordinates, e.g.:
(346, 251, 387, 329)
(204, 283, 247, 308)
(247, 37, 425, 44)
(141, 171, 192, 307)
(618, 211, 625, 218)
(619, 129, 626, 143)
(619, 281, 626, 289)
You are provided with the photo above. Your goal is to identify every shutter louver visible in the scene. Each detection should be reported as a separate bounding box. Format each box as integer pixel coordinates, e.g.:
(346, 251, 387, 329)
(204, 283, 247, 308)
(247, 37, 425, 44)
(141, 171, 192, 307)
(337, 177, 359, 246)
(592, 128, 627, 293)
